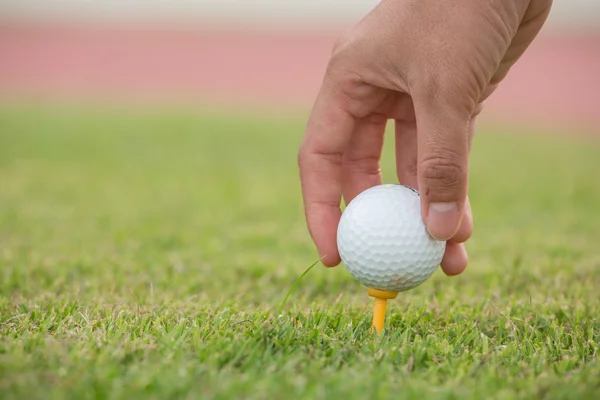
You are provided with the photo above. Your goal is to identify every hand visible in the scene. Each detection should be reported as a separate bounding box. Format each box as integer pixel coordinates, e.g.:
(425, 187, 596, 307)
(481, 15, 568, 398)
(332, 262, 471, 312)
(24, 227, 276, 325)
(298, 0, 552, 275)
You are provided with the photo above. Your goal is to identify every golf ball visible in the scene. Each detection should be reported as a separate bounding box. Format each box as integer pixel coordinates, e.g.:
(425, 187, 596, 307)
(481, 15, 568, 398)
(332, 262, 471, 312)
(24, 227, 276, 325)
(337, 184, 446, 292)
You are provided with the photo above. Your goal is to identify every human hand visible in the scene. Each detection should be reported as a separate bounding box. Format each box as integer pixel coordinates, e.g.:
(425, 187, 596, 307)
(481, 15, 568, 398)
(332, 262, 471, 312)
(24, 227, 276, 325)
(298, 0, 552, 275)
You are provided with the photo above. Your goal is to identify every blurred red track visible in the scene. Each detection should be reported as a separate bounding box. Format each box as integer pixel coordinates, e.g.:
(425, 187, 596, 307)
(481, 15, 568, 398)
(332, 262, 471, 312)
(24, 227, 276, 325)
(0, 24, 598, 133)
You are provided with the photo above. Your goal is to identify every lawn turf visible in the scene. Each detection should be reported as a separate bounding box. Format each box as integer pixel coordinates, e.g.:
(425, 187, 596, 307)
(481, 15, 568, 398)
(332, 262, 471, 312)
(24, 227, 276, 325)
(1, 104, 599, 399)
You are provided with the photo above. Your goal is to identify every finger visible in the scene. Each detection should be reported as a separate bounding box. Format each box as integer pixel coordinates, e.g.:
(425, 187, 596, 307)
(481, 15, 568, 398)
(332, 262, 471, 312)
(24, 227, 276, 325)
(413, 90, 472, 241)
(450, 196, 473, 244)
(341, 113, 387, 205)
(298, 90, 356, 267)
(440, 242, 469, 276)
(396, 118, 473, 243)
(394, 119, 418, 189)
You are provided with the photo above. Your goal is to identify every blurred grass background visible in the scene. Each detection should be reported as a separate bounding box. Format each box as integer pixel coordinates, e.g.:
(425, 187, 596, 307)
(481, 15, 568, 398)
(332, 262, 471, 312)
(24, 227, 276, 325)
(1, 104, 599, 304)
(1, 104, 599, 398)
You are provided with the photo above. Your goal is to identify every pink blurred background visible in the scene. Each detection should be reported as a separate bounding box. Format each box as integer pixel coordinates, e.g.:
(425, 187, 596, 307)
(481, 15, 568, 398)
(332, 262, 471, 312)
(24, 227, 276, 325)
(1, 0, 599, 134)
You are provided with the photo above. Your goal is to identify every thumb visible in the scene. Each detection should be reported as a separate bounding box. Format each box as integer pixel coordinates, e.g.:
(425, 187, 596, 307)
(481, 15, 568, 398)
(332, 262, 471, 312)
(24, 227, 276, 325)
(414, 93, 472, 241)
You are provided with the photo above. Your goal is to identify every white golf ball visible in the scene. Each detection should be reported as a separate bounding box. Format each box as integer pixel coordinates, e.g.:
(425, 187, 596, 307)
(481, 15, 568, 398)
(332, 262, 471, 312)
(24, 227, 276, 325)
(337, 184, 446, 292)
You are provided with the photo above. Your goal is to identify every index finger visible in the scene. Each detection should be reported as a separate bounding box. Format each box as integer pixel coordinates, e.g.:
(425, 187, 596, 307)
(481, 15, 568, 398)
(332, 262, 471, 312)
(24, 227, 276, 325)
(298, 90, 356, 267)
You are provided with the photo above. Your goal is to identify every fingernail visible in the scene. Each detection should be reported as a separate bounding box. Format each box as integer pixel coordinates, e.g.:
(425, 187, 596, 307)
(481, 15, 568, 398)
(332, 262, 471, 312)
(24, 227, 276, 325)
(427, 202, 459, 240)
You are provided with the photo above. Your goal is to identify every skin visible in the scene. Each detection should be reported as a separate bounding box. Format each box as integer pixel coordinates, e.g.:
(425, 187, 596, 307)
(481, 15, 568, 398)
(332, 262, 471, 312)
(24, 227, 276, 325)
(298, 0, 553, 275)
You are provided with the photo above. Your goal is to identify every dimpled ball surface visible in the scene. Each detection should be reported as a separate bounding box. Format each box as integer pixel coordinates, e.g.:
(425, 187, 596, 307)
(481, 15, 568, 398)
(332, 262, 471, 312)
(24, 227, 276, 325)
(337, 184, 446, 292)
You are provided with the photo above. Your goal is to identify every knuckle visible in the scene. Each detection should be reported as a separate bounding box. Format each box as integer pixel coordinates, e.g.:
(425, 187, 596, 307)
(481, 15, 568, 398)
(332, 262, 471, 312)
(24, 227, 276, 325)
(331, 28, 359, 59)
(298, 143, 343, 171)
(327, 29, 367, 81)
(328, 34, 353, 74)
(420, 157, 466, 194)
(400, 160, 418, 178)
(343, 155, 380, 176)
(406, 162, 418, 178)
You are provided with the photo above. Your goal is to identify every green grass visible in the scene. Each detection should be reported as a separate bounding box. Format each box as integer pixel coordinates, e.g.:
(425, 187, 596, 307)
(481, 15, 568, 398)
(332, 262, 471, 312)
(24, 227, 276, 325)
(0, 104, 599, 399)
